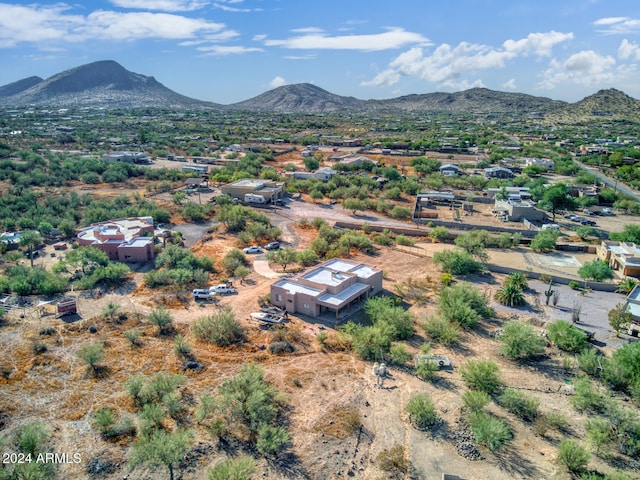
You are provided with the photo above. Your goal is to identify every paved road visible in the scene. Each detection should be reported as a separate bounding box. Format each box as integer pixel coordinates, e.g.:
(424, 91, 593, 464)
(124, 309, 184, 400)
(573, 157, 640, 202)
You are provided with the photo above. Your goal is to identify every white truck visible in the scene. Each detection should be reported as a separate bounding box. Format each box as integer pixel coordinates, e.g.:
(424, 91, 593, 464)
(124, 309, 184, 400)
(209, 284, 237, 295)
(192, 289, 217, 300)
(244, 193, 266, 204)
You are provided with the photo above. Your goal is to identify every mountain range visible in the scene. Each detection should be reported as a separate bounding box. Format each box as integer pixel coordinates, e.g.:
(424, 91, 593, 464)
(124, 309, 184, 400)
(1, 60, 639, 119)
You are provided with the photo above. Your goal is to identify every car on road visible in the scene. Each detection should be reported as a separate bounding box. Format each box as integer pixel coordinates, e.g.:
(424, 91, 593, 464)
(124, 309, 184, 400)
(210, 284, 237, 294)
(265, 241, 280, 251)
(243, 246, 262, 254)
(192, 289, 217, 300)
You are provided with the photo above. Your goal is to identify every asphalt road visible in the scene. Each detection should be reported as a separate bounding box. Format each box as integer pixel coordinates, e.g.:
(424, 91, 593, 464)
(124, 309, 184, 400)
(573, 157, 640, 202)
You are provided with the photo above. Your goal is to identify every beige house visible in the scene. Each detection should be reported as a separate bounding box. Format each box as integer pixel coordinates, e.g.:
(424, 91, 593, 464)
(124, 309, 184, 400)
(596, 241, 640, 278)
(220, 179, 285, 203)
(77, 217, 155, 263)
(270, 259, 383, 320)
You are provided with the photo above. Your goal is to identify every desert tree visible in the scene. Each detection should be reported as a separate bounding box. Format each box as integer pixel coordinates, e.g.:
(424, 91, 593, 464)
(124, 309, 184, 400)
(76, 343, 105, 374)
(19, 230, 42, 268)
(148, 307, 174, 335)
(608, 303, 632, 337)
(128, 428, 193, 480)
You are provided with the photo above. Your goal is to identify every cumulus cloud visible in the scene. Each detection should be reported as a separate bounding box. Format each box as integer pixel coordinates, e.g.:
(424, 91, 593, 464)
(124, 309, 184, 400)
(594, 17, 640, 35)
(109, 0, 207, 11)
(503, 78, 517, 90)
(618, 39, 640, 60)
(269, 76, 287, 88)
(503, 31, 574, 57)
(212, 3, 254, 12)
(0, 3, 231, 48)
(264, 28, 430, 51)
(361, 31, 572, 89)
(538, 50, 618, 89)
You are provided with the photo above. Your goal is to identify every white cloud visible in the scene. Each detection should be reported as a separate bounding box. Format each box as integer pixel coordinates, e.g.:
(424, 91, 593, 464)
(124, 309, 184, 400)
(538, 50, 619, 89)
(503, 31, 573, 57)
(197, 45, 262, 55)
(594, 17, 640, 35)
(80, 11, 225, 41)
(291, 27, 324, 33)
(362, 31, 572, 90)
(264, 28, 430, 51)
(503, 78, 517, 90)
(283, 55, 316, 60)
(212, 3, 252, 12)
(618, 39, 640, 60)
(0, 4, 231, 48)
(252, 34, 267, 41)
(109, 0, 207, 11)
(269, 76, 287, 89)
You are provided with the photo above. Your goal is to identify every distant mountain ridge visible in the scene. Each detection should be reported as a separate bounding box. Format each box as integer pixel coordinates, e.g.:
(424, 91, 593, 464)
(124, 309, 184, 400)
(1, 60, 639, 118)
(0, 60, 220, 109)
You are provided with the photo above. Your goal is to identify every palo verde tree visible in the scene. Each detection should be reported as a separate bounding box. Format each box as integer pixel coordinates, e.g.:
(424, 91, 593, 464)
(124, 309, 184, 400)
(18, 230, 43, 268)
(266, 247, 298, 273)
(128, 428, 194, 480)
(540, 183, 575, 222)
(577, 259, 614, 285)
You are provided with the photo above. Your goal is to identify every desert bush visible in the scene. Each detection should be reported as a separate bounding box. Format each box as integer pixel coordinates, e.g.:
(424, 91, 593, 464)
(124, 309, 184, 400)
(192, 306, 244, 346)
(76, 343, 105, 372)
(147, 307, 174, 335)
(256, 424, 289, 456)
(173, 334, 192, 358)
(498, 388, 540, 421)
(94, 407, 116, 434)
(207, 456, 256, 480)
(405, 394, 439, 430)
(376, 444, 408, 475)
(494, 283, 526, 307)
(439, 272, 453, 286)
(602, 342, 640, 397)
(577, 348, 605, 377)
(585, 417, 612, 455)
(269, 340, 294, 355)
(422, 316, 461, 345)
(498, 320, 546, 359)
(468, 411, 511, 451)
(438, 283, 492, 328)
(462, 390, 491, 413)
(387, 343, 412, 365)
(533, 410, 568, 437)
(557, 439, 590, 474)
(415, 356, 439, 381)
(123, 329, 142, 347)
(547, 320, 588, 353)
(428, 226, 450, 242)
(571, 376, 607, 414)
(433, 248, 483, 275)
(460, 359, 501, 393)
(504, 272, 528, 290)
(16, 421, 49, 455)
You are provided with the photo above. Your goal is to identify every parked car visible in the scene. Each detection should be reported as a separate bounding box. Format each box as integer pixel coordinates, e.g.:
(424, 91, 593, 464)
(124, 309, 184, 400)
(265, 241, 280, 251)
(210, 284, 237, 295)
(580, 219, 596, 226)
(192, 289, 217, 300)
(601, 207, 613, 215)
(570, 216, 584, 223)
(541, 223, 561, 231)
(243, 246, 262, 254)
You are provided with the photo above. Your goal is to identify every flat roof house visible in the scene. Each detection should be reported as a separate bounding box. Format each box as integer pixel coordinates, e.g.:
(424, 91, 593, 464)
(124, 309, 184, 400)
(597, 241, 640, 278)
(102, 151, 149, 164)
(493, 199, 545, 222)
(77, 217, 155, 263)
(270, 259, 383, 321)
(439, 164, 462, 177)
(220, 179, 285, 203)
(484, 166, 514, 179)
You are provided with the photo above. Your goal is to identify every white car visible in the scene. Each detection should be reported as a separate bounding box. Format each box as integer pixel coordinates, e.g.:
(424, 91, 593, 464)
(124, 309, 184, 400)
(243, 246, 262, 254)
(210, 284, 237, 294)
(192, 289, 217, 300)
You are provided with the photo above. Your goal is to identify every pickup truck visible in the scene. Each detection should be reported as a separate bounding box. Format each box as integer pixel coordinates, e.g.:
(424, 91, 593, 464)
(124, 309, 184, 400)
(192, 289, 217, 300)
(210, 284, 237, 295)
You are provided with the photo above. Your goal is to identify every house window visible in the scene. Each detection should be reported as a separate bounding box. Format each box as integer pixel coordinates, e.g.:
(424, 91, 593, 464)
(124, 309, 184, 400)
(274, 294, 282, 302)
(303, 303, 310, 310)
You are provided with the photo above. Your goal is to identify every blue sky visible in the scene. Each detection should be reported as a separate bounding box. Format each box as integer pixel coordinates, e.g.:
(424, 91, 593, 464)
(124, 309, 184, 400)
(1, 0, 640, 103)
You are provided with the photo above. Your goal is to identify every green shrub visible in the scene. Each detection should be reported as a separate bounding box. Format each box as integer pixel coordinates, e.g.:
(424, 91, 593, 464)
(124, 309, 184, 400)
(494, 283, 526, 307)
(94, 407, 116, 434)
(173, 334, 192, 358)
(256, 424, 289, 456)
(269, 340, 294, 354)
(439, 272, 453, 286)
(569, 280, 581, 290)
(147, 307, 174, 335)
(16, 421, 49, 455)
(498, 320, 546, 359)
(557, 439, 590, 474)
(547, 320, 588, 353)
(577, 348, 605, 377)
(433, 249, 483, 275)
(387, 344, 412, 365)
(498, 388, 540, 421)
(405, 394, 439, 430)
(75, 342, 105, 372)
(571, 376, 607, 413)
(192, 307, 244, 346)
(429, 226, 450, 242)
(460, 359, 501, 393)
(124, 329, 142, 347)
(207, 456, 256, 480)
(468, 411, 511, 451)
(461, 390, 491, 413)
(415, 356, 439, 381)
(584, 417, 612, 455)
(422, 316, 461, 345)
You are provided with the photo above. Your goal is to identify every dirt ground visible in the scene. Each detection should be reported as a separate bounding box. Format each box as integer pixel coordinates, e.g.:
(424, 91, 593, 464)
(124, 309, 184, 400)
(2, 237, 637, 480)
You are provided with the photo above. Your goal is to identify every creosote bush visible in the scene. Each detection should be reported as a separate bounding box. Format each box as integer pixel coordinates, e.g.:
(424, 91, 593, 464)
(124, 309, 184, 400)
(468, 411, 511, 451)
(498, 388, 540, 421)
(460, 359, 501, 393)
(557, 439, 590, 474)
(192, 306, 244, 346)
(405, 393, 439, 430)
